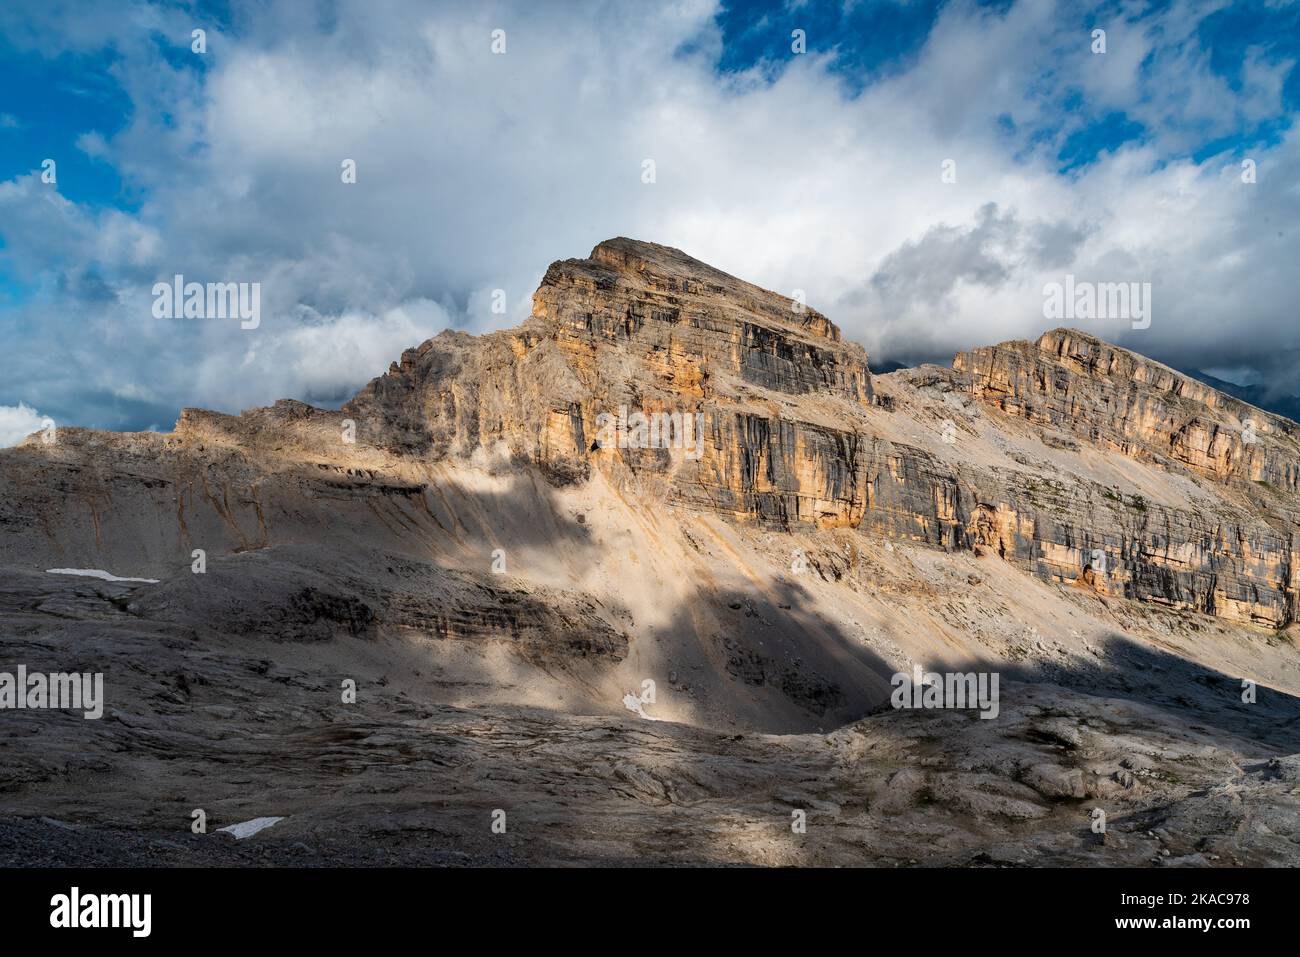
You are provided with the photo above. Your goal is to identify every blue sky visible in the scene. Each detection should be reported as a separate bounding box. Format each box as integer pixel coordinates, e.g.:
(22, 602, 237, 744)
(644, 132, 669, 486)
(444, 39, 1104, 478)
(715, 0, 948, 82)
(0, 49, 131, 210)
(1, 0, 1299, 442)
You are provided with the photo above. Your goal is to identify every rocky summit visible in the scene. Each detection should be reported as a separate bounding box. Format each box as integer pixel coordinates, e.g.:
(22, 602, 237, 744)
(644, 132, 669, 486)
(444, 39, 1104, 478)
(3, 238, 1299, 867)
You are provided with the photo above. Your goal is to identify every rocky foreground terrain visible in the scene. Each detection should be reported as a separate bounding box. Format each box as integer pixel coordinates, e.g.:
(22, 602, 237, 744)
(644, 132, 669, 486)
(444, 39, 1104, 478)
(2, 238, 1299, 866)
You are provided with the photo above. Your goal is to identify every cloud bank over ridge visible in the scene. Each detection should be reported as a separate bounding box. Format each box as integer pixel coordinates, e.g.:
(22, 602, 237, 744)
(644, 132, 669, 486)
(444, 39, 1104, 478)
(0, 0, 1297, 438)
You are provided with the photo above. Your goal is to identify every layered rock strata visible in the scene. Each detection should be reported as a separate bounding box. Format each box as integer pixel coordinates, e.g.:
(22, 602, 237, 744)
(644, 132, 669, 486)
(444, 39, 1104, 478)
(3, 238, 1297, 635)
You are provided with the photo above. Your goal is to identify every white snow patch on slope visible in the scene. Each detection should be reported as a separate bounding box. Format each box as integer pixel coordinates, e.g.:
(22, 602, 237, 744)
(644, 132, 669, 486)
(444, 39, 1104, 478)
(46, 568, 160, 584)
(622, 692, 658, 721)
(217, 817, 284, 839)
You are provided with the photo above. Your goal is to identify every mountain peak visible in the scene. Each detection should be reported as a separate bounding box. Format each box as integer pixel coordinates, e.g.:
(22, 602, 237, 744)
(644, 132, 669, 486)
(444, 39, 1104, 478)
(539, 236, 842, 343)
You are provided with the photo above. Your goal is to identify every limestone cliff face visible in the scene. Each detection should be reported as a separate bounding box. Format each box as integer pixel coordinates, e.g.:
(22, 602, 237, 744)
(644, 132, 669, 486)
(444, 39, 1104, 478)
(535, 238, 867, 403)
(956, 329, 1300, 492)
(344, 238, 876, 526)
(4, 239, 1297, 634)
(339, 240, 1297, 629)
(943, 329, 1300, 626)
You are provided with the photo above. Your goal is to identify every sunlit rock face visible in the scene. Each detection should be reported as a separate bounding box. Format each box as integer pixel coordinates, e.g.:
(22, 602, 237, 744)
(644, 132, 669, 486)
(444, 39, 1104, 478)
(343, 238, 878, 526)
(456, 239, 1293, 629)
(956, 328, 1300, 492)
(950, 329, 1300, 627)
(407, 239, 1293, 629)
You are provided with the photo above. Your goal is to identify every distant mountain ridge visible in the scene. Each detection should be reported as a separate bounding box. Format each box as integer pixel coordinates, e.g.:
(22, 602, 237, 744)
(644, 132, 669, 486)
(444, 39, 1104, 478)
(1186, 369, 1300, 426)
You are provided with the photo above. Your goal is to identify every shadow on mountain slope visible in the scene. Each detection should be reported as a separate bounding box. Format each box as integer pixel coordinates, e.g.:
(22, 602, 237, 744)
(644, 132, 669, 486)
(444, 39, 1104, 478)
(989, 633, 1300, 753)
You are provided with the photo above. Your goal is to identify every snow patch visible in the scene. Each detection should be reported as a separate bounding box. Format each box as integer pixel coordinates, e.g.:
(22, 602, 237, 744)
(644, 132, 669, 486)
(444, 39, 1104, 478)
(46, 568, 160, 584)
(217, 817, 284, 839)
(622, 692, 658, 721)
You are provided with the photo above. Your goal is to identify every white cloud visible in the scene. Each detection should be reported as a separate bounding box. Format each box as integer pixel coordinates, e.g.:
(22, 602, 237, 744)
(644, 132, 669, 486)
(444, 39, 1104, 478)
(75, 129, 110, 159)
(0, 0, 1297, 432)
(0, 402, 49, 447)
(190, 298, 453, 412)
